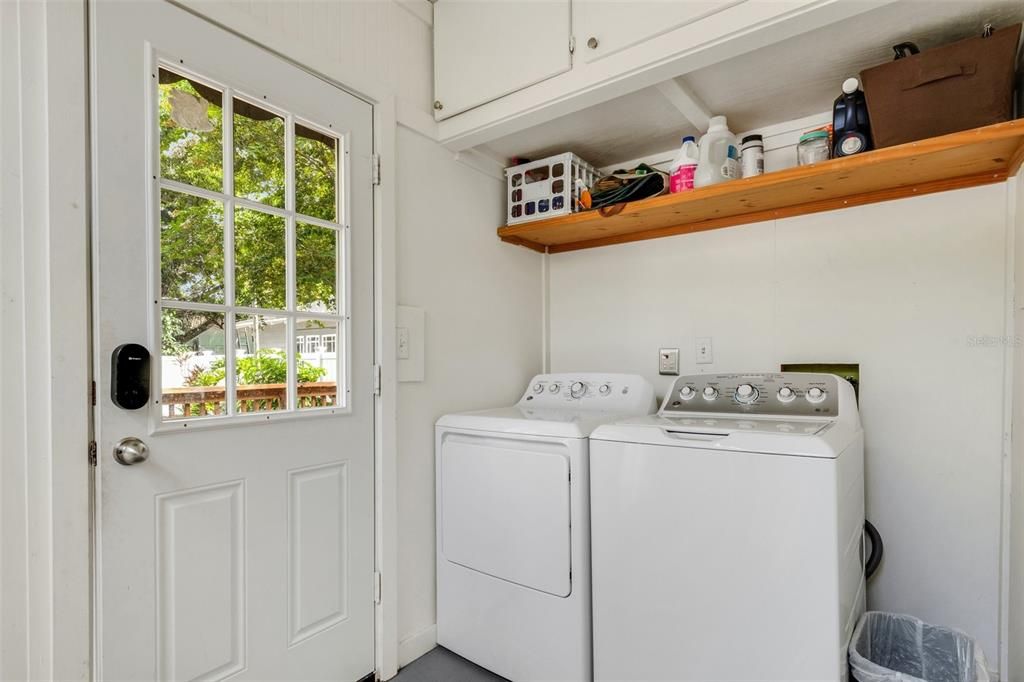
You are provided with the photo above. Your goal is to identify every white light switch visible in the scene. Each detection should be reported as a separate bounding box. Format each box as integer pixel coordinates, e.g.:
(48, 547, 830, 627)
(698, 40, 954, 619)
(397, 327, 410, 359)
(696, 337, 713, 365)
(659, 348, 680, 375)
(397, 306, 425, 382)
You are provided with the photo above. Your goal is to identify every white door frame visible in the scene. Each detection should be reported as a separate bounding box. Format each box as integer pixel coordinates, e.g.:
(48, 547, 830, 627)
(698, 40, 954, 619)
(2, 0, 400, 678)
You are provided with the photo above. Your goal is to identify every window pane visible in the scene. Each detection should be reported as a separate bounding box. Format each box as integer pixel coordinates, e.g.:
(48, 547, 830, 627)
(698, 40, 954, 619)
(159, 68, 223, 192)
(296, 318, 338, 409)
(234, 99, 285, 207)
(160, 190, 225, 304)
(160, 308, 226, 420)
(235, 314, 288, 412)
(234, 207, 286, 309)
(295, 124, 338, 221)
(296, 222, 338, 313)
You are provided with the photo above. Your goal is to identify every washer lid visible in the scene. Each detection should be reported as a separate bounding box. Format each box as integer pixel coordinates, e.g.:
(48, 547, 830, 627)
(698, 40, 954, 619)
(437, 406, 645, 439)
(591, 415, 857, 459)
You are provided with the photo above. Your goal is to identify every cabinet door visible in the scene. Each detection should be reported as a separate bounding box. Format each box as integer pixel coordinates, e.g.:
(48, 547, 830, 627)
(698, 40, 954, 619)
(575, 0, 740, 63)
(434, 0, 571, 120)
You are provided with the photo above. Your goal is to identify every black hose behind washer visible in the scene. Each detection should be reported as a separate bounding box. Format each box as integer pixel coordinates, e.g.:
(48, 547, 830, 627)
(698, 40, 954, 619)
(864, 520, 883, 579)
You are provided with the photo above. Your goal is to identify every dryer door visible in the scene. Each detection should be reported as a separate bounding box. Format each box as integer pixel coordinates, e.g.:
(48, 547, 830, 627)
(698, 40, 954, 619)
(439, 432, 572, 597)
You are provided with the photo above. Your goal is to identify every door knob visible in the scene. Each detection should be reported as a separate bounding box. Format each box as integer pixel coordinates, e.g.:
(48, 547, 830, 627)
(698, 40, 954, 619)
(113, 437, 149, 465)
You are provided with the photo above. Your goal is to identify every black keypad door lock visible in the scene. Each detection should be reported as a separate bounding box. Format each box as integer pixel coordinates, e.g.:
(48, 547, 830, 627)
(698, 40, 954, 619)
(110, 343, 151, 410)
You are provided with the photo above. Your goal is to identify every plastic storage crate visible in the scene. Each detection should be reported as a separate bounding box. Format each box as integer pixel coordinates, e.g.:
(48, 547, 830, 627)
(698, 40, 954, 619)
(506, 153, 598, 226)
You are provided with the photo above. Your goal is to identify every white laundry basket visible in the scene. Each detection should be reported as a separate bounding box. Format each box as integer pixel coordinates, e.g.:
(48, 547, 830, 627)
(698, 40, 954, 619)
(505, 152, 597, 226)
(849, 612, 989, 682)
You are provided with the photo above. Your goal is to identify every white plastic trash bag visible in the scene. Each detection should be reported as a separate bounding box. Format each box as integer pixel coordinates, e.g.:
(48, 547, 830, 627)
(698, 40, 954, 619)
(849, 612, 989, 682)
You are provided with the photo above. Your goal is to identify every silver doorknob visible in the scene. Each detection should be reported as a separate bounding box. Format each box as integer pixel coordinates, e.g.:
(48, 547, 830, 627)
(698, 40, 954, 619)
(113, 437, 149, 465)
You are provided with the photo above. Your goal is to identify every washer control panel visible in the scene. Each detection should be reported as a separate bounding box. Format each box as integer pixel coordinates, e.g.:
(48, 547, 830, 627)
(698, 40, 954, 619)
(662, 373, 840, 417)
(520, 373, 656, 412)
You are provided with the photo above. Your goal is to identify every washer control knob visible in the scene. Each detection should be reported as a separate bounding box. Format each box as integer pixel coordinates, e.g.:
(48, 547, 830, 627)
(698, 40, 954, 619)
(777, 386, 796, 402)
(734, 383, 758, 404)
(679, 385, 696, 400)
(599, 384, 612, 395)
(806, 386, 826, 403)
(702, 386, 719, 400)
(533, 383, 544, 394)
(549, 383, 561, 393)
(570, 381, 587, 398)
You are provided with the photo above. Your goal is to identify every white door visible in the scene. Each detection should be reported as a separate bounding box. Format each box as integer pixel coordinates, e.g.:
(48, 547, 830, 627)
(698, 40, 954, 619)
(91, 2, 375, 680)
(433, 0, 571, 119)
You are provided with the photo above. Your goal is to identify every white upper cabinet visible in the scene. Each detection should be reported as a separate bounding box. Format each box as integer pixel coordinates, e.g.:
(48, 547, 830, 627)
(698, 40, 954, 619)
(574, 0, 739, 63)
(433, 0, 571, 120)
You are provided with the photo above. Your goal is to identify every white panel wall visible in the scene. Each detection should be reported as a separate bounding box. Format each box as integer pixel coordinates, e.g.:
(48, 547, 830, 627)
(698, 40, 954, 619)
(1, 1, 91, 679)
(395, 127, 543, 662)
(548, 184, 1011, 671)
(1010, 169, 1024, 681)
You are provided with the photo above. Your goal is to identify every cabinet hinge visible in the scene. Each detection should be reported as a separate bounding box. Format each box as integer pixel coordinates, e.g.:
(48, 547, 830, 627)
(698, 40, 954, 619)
(373, 364, 382, 397)
(569, 35, 576, 54)
(91, 380, 96, 406)
(373, 571, 382, 604)
(88, 441, 97, 466)
(371, 153, 381, 186)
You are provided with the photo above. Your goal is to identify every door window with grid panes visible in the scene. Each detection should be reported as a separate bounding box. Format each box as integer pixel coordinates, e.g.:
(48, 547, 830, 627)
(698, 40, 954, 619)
(156, 66, 348, 421)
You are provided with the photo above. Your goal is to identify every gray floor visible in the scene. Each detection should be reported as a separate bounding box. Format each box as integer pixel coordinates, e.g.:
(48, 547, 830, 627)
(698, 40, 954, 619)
(393, 647, 508, 682)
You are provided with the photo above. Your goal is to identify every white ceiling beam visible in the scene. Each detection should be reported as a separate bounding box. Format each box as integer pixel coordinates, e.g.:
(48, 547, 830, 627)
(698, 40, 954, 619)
(655, 77, 711, 132)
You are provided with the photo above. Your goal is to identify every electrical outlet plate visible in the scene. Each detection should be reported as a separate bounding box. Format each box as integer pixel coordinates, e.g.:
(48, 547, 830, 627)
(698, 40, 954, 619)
(659, 348, 680, 375)
(696, 337, 713, 364)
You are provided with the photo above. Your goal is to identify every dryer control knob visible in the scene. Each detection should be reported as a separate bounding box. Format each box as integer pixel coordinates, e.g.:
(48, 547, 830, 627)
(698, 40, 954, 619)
(702, 386, 719, 400)
(570, 381, 587, 398)
(735, 383, 758, 404)
(549, 383, 561, 393)
(599, 384, 611, 395)
(777, 386, 796, 402)
(679, 385, 696, 400)
(806, 386, 826, 403)
(533, 383, 544, 394)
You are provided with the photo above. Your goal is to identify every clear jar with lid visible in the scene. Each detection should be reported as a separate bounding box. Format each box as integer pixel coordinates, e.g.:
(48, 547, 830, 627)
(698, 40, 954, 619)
(797, 130, 830, 166)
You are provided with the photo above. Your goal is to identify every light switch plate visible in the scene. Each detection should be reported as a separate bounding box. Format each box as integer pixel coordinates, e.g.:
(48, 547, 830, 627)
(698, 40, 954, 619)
(696, 337, 713, 364)
(397, 305, 424, 382)
(659, 348, 680, 375)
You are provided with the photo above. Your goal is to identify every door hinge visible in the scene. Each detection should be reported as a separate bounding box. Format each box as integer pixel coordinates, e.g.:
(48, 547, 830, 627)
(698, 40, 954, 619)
(569, 35, 576, 54)
(373, 363, 382, 397)
(91, 380, 96, 406)
(371, 153, 381, 186)
(373, 571, 382, 604)
(88, 440, 97, 466)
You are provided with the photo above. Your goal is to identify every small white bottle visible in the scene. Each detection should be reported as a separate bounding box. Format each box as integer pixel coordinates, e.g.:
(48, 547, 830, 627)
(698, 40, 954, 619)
(694, 115, 740, 188)
(669, 135, 700, 193)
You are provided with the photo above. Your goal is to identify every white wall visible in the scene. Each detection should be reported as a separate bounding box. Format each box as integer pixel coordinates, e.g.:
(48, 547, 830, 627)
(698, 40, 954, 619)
(394, 126, 543, 663)
(1010, 169, 1024, 681)
(1, 1, 91, 679)
(547, 183, 1012, 672)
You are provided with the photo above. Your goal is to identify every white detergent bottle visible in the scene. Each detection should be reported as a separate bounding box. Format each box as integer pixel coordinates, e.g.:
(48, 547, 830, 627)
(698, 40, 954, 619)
(694, 115, 740, 188)
(669, 135, 700, 193)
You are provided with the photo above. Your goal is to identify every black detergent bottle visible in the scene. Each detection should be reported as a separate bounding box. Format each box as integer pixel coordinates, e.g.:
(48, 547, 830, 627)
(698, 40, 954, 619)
(833, 77, 872, 157)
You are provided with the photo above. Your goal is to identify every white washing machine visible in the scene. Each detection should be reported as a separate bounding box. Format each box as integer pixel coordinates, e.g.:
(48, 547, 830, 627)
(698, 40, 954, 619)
(435, 373, 656, 682)
(590, 373, 866, 682)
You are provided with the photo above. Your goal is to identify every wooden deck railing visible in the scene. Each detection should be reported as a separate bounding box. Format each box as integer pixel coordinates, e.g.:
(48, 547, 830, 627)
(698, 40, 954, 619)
(161, 382, 338, 418)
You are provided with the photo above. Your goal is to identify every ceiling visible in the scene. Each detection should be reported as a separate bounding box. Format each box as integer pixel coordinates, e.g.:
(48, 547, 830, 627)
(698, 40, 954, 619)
(480, 0, 1024, 169)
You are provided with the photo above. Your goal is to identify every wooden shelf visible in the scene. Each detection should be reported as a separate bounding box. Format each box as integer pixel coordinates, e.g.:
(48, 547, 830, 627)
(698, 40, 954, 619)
(498, 119, 1024, 254)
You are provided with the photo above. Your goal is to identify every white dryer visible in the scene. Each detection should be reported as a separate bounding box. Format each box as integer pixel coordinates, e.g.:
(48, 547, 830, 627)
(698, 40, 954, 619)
(589, 373, 866, 682)
(435, 373, 656, 682)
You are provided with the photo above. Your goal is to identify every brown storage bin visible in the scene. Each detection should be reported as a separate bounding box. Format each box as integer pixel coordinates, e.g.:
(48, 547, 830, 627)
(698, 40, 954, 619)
(860, 23, 1021, 148)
